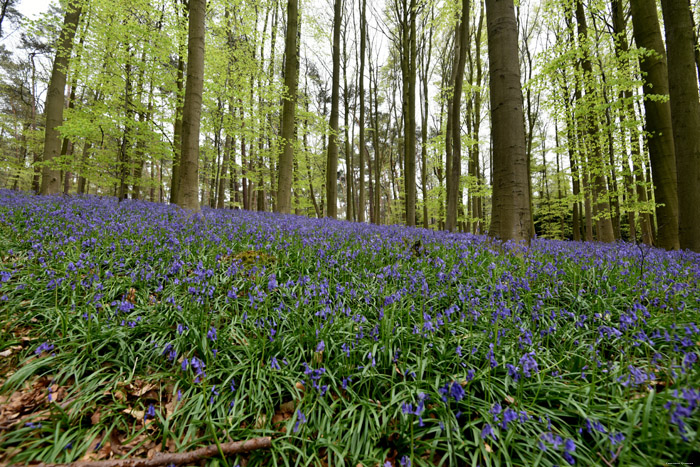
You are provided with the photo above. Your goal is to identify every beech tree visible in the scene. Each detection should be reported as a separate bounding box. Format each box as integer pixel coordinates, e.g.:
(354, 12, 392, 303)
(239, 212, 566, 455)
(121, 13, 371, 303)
(175, 0, 205, 211)
(660, 0, 700, 252)
(445, 0, 469, 232)
(326, 0, 342, 219)
(276, 0, 300, 214)
(629, 0, 679, 250)
(486, 0, 531, 242)
(40, 0, 83, 195)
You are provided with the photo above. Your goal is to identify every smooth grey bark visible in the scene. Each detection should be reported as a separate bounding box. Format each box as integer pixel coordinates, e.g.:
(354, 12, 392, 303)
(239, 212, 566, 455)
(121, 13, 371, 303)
(175, 0, 206, 212)
(446, 0, 470, 232)
(276, 0, 299, 214)
(40, 0, 82, 195)
(485, 0, 532, 242)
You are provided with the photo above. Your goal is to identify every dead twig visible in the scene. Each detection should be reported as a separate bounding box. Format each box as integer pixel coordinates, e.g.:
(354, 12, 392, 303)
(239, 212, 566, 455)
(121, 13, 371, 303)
(33, 436, 272, 467)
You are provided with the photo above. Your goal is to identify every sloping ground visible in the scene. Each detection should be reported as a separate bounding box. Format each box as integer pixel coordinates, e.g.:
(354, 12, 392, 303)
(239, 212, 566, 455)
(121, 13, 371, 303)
(1, 190, 699, 466)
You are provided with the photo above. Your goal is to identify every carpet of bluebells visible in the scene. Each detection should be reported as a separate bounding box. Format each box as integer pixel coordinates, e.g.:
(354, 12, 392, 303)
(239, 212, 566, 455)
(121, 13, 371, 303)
(1, 190, 700, 466)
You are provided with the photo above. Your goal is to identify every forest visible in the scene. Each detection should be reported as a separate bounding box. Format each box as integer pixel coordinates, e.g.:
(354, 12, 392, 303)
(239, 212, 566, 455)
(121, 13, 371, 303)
(1, 0, 700, 465)
(0, 0, 698, 250)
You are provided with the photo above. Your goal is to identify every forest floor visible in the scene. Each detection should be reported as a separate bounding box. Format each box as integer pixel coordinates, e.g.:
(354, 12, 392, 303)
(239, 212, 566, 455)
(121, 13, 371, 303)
(1, 190, 699, 466)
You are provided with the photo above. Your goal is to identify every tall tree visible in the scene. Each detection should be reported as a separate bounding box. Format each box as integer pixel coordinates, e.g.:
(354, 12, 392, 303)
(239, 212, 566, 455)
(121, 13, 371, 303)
(169, 0, 187, 204)
(574, 0, 614, 242)
(485, 0, 531, 242)
(40, 0, 83, 195)
(175, 0, 206, 211)
(660, 0, 700, 252)
(326, 0, 342, 219)
(629, 0, 679, 249)
(393, 0, 418, 226)
(276, 0, 299, 214)
(358, 0, 367, 222)
(446, 0, 470, 232)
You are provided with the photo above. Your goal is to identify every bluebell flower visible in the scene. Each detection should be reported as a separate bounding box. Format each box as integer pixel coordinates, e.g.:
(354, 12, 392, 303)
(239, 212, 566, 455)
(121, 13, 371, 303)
(271, 357, 281, 370)
(294, 410, 307, 433)
(480, 423, 496, 440)
(145, 404, 156, 422)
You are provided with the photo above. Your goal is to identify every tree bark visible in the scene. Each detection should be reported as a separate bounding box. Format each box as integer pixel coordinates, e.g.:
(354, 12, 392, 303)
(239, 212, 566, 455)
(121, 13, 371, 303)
(40, 0, 82, 195)
(660, 0, 700, 252)
(276, 0, 299, 214)
(358, 0, 367, 222)
(629, 0, 679, 249)
(400, 0, 418, 226)
(575, 0, 614, 242)
(446, 0, 470, 232)
(175, 0, 206, 212)
(485, 0, 532, 242)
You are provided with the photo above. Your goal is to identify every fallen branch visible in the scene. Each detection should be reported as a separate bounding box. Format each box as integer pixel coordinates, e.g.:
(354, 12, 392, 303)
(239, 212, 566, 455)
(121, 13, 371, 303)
(34, 436, 272, 467)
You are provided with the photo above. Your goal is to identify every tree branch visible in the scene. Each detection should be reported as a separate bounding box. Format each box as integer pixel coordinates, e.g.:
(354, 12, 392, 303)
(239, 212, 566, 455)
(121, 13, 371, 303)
(35, 436, 272, 467)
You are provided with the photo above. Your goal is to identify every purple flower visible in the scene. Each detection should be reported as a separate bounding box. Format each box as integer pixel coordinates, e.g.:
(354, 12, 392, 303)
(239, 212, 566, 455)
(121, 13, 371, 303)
(145, 404, 156, 422)
(480, 423, 496, 440)
(35, 342, 54, 356)
(519, 352, 538, 377)
(293, 410, 307, 433)
(207, 326, 217, 342)
(271, 357, 281, 370)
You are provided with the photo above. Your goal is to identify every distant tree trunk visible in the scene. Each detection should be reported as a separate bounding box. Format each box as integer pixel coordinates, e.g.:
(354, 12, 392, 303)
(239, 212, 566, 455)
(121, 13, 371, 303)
(660, 0, 700, 252)
(326, 0, 341, 219)
(358, 0, 367, 222)
(399, 0, 418, 226)
(175, 0, 205, 212)
(446, 0, 470, 232)
(170, 6, 186, 204)
(419, 8, 434, 229)
(343, 24, 353, 222)
(218, 131, 231, 209)
(370, 45, 382, 224)
(469, 3, 485, 233)
(575, 0, 614, 242)
(629, 0, 679, 249)
(118, 50, 134, 201)
(76, 142, 91, 194)
(485, 0, 532, 242)
(40, 0, 82, 195)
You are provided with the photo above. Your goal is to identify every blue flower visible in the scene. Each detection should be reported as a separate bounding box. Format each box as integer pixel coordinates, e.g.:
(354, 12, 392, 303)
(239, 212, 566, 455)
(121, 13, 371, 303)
(145, 404, 156, 422)
(294, 410, 307, 433)
(480, 423, 496, 440)
(270, 357, 281, 370)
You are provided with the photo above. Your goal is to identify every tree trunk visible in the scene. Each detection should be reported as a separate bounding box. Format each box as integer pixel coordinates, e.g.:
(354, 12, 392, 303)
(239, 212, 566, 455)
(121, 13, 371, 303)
(446, 0, 470, 232)
(400, 0, 418, 227)
(170, 8, 186, 204)
(175, 0, 206, 212)
(358, 0, 367, 222)
(660, 0, 700, 252)
(40, 0, 82, 195)
(485, 0, 532, 242)
(419, 8, 434, 229)
(276, 0, 298, 214)
(629, 0, 679, 249)
(575, 0, 614, 242)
